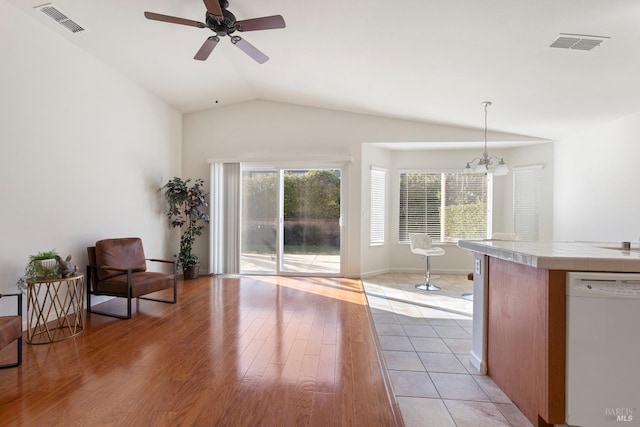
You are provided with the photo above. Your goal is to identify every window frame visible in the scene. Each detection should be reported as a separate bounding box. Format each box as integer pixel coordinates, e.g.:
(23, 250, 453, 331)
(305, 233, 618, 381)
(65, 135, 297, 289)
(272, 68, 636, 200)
(397, 169, 493, 244)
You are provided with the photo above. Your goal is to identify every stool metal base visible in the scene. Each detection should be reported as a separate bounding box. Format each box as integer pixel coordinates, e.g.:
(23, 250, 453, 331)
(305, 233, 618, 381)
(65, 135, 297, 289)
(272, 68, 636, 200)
(415, 283, 441, 291)
(415, 254, 441, 291)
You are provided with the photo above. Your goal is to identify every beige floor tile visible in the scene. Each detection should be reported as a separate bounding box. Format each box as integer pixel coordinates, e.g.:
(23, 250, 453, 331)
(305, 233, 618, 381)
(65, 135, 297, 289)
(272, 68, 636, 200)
(390, 304, 424, 318)
(388, 370, 440, 398)
(397, 314, 430, 326)
(495, 402, 534, 427)
(375, 322, 407, 336)
(456, 318, 473, 327)
(402, 324, 439, 338)
(473, 375, 512, 403)
(420, 312, 457, 321)
(410, 336, 452, 353)
(397, 397, 456, 427)
(366, 273, 530, 426)
(427, 318, 461, 326)
(434, 325, 472, 339)
(378, 335, 415, 351)
(371, 313, 400, 324)
(443, 338, 472, 354)
(455, 353, 482, 375)
(418, 352, 468, 374)
(443, 399, 510, 427)
(430, 372, 490, 401)
(382, 350, 425, 371)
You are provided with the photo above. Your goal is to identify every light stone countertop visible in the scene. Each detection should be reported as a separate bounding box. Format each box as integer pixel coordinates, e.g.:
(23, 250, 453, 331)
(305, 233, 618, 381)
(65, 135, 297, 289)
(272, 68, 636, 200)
(457, 240, 640, 272)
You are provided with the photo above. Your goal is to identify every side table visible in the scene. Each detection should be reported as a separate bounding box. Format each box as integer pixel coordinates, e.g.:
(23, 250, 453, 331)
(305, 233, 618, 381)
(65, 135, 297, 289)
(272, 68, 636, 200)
(26, 273, 85, 344)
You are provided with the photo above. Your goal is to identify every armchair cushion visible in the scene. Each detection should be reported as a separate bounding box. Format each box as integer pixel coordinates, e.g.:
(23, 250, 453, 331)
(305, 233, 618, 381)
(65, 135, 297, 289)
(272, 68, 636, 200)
(96, 238, 147, 281)
(0, 316, 21, 352)
(95, 271, 175, 298)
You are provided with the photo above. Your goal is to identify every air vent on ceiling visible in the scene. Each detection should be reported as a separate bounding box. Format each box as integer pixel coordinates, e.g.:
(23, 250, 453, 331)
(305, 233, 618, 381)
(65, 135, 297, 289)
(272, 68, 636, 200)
(550, 33, 609, 51)
(34, 3, 84, 33)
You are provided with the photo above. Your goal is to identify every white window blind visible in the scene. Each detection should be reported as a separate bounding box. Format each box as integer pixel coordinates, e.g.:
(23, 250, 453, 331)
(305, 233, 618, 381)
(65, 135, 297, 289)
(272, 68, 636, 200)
(513, 166, 542, 241)
(399, 172, 490, 243)
(370, 167, 386, 245)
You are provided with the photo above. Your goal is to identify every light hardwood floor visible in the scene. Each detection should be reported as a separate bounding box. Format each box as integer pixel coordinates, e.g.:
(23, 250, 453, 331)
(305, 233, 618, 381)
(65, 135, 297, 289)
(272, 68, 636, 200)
(0, 276, 401, 426)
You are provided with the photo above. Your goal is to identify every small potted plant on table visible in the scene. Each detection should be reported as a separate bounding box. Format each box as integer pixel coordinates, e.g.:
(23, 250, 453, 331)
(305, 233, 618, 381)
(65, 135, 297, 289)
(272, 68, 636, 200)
(16, 249, 59, 291)
(161, 177, 210, 279)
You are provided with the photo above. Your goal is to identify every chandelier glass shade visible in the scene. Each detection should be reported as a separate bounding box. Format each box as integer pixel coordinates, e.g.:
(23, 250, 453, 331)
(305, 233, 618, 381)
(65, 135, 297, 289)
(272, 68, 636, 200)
(463, 101, 510, 176)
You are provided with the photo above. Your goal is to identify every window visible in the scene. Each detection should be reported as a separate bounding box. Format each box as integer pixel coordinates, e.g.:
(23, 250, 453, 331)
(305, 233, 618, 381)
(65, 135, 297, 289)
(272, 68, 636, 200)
(370, 167, 386, 245)
(399, 172, 491, 243)
(513, 166, 542, 241)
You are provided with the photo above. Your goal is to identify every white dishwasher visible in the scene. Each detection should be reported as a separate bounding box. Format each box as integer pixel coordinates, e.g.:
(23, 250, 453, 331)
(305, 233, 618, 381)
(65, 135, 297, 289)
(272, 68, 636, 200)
(566, 272, 640, 426)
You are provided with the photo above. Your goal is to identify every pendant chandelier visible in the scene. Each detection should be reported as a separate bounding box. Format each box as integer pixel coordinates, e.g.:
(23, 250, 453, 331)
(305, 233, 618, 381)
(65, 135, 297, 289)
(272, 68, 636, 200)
(463, 101, 510, 176)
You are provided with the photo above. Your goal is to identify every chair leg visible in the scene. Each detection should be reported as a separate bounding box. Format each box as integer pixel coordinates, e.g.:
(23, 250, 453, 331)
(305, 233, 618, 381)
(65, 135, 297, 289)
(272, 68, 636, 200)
(138, 278, 178, 305)
(0, 337, 22, 369)
(415, 256, 441, 291)
(86, 298, 133, 320)
(86, 284, 133, 320)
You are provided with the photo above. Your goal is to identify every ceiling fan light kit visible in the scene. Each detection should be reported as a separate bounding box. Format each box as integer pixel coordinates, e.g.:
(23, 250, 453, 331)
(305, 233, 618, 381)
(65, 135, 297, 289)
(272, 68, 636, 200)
(463, 101, 510, 176)
(144, 0, 285, 63)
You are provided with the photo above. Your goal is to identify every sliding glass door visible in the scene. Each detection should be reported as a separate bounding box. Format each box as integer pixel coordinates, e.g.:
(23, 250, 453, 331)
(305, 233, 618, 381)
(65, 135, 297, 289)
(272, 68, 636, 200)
(241, 169, 279, 273)
(241, 166, 342, 276)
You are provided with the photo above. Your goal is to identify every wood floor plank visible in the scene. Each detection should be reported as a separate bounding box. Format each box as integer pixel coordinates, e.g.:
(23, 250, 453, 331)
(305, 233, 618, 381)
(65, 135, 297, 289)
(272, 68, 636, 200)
(0, 275, 402, 426)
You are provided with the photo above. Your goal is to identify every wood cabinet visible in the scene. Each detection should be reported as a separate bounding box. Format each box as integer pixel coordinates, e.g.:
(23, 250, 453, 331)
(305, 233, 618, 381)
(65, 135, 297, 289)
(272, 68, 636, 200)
(487, 258, 566, 426)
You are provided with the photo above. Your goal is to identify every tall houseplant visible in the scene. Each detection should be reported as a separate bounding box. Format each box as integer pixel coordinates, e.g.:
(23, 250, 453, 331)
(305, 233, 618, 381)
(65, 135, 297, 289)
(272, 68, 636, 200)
(161, 177, 210, 279)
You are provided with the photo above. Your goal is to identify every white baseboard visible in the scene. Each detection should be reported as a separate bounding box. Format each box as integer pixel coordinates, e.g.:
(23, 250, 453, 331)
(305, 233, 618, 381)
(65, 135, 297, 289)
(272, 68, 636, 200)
(388, 268, 473, 275)
(469, 350, 487, 375)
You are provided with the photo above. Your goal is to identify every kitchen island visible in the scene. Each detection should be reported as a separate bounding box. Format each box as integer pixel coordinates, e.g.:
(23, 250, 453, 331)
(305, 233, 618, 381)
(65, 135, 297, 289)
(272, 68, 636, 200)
(458, 240, 640, 427)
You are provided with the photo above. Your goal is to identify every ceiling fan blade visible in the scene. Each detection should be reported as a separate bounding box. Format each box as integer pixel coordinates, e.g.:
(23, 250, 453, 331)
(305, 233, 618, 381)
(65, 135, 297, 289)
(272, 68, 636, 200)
(144, 12, 205, 28)
(236, 15, 286, 32)
(194, 36, 220, 61)
(231, 36, 269, 64)
(203, 0, 224, 17)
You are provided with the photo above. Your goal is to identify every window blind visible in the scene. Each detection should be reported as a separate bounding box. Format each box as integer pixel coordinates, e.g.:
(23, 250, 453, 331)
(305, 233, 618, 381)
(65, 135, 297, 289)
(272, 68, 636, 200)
(513, 166, 542, 241)
(370, 167, 386, 245)
(399, 172, 490, 243)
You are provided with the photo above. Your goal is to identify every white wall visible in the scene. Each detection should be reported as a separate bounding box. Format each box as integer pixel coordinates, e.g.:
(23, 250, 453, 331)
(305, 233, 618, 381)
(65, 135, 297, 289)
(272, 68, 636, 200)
(0, 2, 182, 313)
(554, 112, 640, 242)
(183, 100, 539, 277)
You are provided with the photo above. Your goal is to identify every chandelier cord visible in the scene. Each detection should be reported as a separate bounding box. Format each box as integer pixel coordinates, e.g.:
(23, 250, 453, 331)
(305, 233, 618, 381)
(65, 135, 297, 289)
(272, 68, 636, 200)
(483, 101, 490, 157)
(463, 100, 508, 175)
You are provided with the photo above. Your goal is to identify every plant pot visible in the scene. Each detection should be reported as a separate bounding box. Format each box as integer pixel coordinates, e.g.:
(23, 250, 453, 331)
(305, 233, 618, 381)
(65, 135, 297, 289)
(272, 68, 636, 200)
(36, 259, 57, 278)
(183, 264, 200, 280)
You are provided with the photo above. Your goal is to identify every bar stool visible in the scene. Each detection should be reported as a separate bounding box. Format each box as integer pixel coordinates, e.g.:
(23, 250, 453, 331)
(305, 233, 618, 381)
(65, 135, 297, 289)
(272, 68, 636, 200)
(409, 233, 445, 291)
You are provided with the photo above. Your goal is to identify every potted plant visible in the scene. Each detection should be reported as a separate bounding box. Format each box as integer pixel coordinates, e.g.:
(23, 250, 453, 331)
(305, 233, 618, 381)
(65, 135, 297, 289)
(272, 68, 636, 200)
(16, 249, 60, 291)
(161, 177, 210, 279)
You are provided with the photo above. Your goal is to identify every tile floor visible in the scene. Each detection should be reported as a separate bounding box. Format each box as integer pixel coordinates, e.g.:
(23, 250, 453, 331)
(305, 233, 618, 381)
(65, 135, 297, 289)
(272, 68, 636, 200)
(362, 273, 533, 427)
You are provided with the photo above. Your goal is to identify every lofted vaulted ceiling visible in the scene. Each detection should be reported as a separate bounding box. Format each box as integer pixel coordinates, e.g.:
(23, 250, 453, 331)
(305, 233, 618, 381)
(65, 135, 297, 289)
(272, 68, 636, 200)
(5, 0, 640, 142)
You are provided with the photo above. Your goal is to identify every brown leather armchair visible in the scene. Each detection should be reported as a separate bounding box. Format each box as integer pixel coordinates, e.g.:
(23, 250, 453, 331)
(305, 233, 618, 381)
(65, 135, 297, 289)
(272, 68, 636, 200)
(0, 293, 22, 368)
(86, 237, 177, 319)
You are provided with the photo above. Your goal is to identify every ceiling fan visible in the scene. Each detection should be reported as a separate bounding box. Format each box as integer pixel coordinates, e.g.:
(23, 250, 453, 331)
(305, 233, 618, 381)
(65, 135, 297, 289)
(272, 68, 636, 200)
(144, 0, 286, 64)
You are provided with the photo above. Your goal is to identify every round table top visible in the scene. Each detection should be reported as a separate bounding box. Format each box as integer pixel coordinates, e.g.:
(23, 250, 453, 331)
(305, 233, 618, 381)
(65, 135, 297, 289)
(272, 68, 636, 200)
(26, 273, 84, 284)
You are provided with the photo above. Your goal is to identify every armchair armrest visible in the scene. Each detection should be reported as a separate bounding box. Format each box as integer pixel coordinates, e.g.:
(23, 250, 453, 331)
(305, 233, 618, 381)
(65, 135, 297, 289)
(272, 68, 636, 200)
(147, 258, 175, 265)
